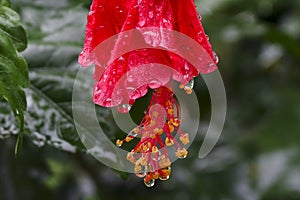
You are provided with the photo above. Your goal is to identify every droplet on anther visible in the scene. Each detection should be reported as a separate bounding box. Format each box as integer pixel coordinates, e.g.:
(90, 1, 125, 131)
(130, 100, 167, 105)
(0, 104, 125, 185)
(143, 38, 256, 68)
(179, 133, 190, 145)
(135, 164, 147, 178)
(144, 178, 155, 187)
(184, 79, 194, 94)
(116, 139, 123, 147)
(175, 148, 188, 159)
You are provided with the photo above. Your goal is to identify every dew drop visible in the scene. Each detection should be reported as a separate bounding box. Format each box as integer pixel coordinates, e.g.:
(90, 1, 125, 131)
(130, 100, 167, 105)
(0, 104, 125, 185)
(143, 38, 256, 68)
(184, 79, 194, 90)
(144, 179, 155, 187)
(135, 168, 147, 178)
(127, 129, 138, 139)
(117, 104, 132, 114)
(159, 175, 170, 181)
(148, 11, 154, 18)
(135, 163, 147, 178)
(127, 74, 134, 83)
(138, 16, 146, 27)
(213, 51, 219, 64)
(148, 79, 162, 89)
(98, 5, 104, 12)
(206, 34, 210, 41)
(184, 63, 190, 71)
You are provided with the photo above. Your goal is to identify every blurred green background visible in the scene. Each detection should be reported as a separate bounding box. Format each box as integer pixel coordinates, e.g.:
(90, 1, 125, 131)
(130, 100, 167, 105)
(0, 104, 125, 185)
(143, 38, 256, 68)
(1, 0, 300, 199)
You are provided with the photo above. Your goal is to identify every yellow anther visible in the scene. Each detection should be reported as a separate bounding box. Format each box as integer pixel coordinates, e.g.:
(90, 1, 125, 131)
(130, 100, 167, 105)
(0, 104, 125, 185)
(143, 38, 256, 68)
(179, 84, 184, 89)
(166, 100, 172, 107)
(142, 144, 149, 152)
(165, 137, 174, 146)
(175, 148, 188, 159)
(172, 118, 180, 127)
(116, 139, 123, 147)
(153, 128, 163, 135)
(125, 136, 133, 142)
(153, 173, 159, 179)
(167, 109, 174, 115)
(151, 111, 159, 118)
(140, 157, 147, 165)
(133, 127, 140, 134)
(184, 88, 193, 95)
(126, 152, 136, 163)
(159, 157, 171, 168)
(152, 146, 159, 153)
(150, 120, 156, 126)
(134, 164, 142, 173)
(158, 129, 163, 135)
(179, 133, 190, 145)
(168, 124, 175, 133)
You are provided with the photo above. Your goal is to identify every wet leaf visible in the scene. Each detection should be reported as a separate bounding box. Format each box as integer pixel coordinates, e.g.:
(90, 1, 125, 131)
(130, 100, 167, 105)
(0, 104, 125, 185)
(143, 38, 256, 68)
(0, 1, 117, 154)
(0, 1, 28, 155)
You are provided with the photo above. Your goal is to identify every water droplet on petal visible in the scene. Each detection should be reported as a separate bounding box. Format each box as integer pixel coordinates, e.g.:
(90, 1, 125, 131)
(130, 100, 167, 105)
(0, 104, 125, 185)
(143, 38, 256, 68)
(127, 74, 134, 83)
(98, 5, 104, 12)
(117, 104, 132, 114)
(138, 15, 146, 27)
(148, 11, 154, 18)
(206, 34, 210, 41)
(213, 51, 219, 64)
(148, 79, 162, 89)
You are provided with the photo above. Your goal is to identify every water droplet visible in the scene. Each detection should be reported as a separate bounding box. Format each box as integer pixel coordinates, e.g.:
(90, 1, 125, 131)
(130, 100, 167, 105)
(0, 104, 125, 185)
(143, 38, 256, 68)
(148, 11, 154, 18)
(184, 63, 190, 71)
(126, 129, 138, 141)
(138, 15, 146, 27)
(206, 34, 210, 41)
(144, 178, 155, 187)
(116, 139, 123, 147)
(175, 148, 188, 159)
(117, 104, 132, 114)
(213, 51, 219, 64)
(159, 175, 170, 181)
(98, 5, 104, 12)
(198, 14, 202, 20)
(135, 163, 147, 178)
(209, 63, 216, 68)
(127, 74, 134, 83)
(184, 79, 195, 90)
(148, 79, 162, 89)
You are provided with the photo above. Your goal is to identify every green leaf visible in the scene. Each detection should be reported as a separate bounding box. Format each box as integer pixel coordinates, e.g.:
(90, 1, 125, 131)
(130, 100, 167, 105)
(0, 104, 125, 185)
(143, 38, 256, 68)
(0, 2, 119, 155)
(0, 2, 28, 155)
(0, 0, 11, 7)
(0, 5, 27, 51)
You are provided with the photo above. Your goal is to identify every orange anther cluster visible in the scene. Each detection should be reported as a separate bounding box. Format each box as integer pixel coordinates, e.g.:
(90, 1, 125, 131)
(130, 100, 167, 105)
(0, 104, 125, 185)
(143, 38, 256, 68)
(116, 86, 190, 187)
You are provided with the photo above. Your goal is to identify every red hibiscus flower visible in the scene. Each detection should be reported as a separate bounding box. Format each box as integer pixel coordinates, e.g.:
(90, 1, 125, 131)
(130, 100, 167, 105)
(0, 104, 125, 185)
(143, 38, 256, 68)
(79, 0, 218, 187)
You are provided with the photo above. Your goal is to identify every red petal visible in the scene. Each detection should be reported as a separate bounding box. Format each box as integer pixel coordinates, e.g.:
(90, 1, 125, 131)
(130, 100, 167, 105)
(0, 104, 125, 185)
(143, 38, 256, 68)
(79, 0, 218, 107)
